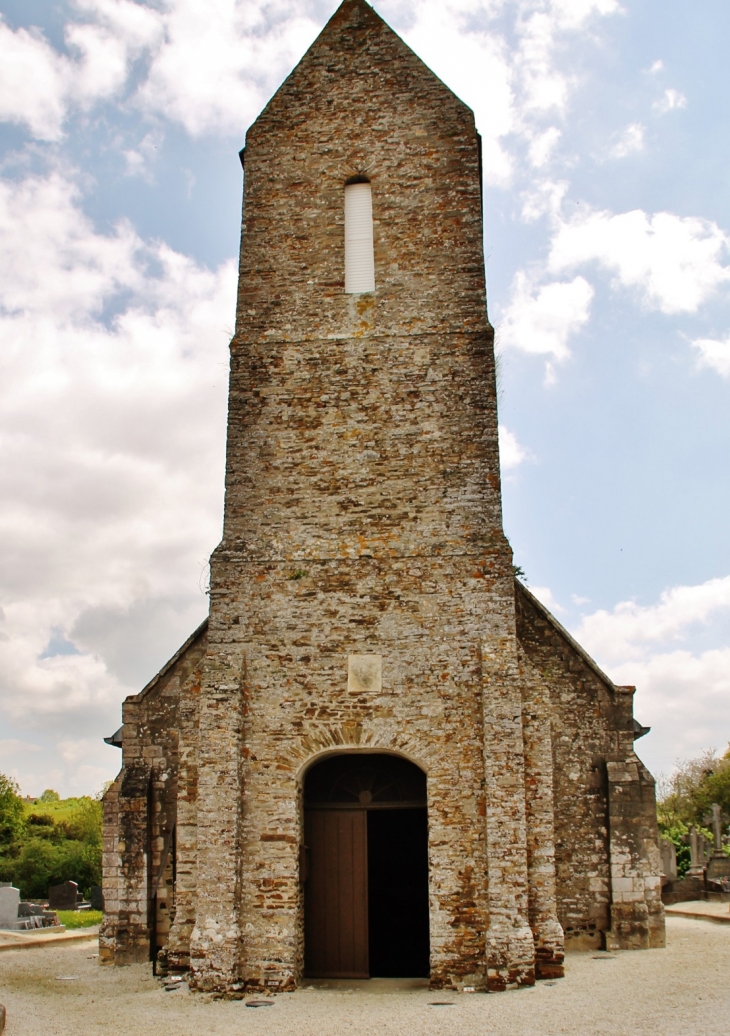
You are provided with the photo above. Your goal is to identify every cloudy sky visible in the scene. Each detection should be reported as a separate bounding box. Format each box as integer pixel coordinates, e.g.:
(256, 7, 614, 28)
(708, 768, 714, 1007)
(0, 0, 728, 797)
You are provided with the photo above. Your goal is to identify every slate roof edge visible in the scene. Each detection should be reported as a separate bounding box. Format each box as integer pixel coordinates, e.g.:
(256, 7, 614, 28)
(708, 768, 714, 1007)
(514, 582, 650, 738)
(515, 579, 619, 694)
(132, 617, 210, 703)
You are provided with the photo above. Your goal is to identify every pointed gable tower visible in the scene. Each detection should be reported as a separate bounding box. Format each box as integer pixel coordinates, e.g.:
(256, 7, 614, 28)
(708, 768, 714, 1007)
(101, 0, 664, 993)
(188, 0, 545, 991)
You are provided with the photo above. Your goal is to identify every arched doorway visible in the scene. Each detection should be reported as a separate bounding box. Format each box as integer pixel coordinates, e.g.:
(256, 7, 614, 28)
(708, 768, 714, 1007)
(303, 752, 429, 979)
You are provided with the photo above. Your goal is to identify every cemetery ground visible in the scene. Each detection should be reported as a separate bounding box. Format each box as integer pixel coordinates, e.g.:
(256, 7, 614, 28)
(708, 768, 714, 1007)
(0, 916, 728, 1036)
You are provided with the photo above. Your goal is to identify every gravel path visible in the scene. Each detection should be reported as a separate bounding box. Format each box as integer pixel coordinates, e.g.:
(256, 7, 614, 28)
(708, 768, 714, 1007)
(0, 917, 727, 1036)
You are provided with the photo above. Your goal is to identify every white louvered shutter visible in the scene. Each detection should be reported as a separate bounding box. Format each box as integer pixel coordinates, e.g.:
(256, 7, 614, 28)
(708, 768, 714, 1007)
(344, 183, 375, 294)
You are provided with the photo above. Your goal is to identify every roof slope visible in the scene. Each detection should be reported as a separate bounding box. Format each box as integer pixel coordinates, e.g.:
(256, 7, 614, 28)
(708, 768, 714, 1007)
(248, 0, 472, 137)
(516, 580, 649, 738)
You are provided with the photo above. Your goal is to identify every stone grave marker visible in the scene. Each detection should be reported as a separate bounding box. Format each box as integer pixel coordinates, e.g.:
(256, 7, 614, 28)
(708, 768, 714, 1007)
(0, 886, 20, 928)
(48, 881, 79, 911)
(89, 886, 103, 912)
(659, 837, 677, 879)
(706, 805, 730, 881)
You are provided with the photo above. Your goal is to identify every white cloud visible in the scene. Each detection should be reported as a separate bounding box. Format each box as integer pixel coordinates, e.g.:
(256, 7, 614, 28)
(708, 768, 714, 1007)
(575, 575, 730, 665)
(122, 130, 164, 179)
(521, 179, 568, 222)
(0, 170, 235, 781)
(609, 122, 644, 159)
(498, 424, 530, 470)
(0, 6, 160, 140)
(0, 734, 113, 798)
(132, 1, 321, 138)
(529, 126, 562, 167)
(548, 0, 621, 26)
(691, 334, 730, 378)
(390, 0, 618, 184)
(570, 576, 730, 773)
(654, 87, 687, 113)
(498, 271, 594, 367)
(610, 648, 730, 765)
(0, 0, 623, 184)
(549, 208, 730, 314)
(0, 19, 70, 140)
(529, 584, 566, 614)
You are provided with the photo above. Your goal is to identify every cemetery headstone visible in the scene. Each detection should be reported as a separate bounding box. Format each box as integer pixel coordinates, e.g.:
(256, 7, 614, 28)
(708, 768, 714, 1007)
(0, 886, 20, 929)
(707, 856, 730, 881)
(659, 837, 677, 879)
(687, 825, 705, 876)
(712, 803, 723, 852)
(89, 886, 103, 912)
(48, 881, 79, 911)
(705, 804, 730, 881)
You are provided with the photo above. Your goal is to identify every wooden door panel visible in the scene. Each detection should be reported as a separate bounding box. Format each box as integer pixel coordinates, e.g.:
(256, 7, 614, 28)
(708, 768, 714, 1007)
(304, 809, 368, 978)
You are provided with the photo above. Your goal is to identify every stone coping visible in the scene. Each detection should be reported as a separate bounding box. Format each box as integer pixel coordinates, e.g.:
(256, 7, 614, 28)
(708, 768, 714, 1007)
(664, 901, 730, 924)
(0, 926, 99, 951)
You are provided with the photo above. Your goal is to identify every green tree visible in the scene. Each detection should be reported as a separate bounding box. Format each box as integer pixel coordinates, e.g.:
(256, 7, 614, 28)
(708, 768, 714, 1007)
(657, 745, 730, 876)
(0, 776, 103, 899)
(61, 797, 102, 846)
(5, 837, 101, 899)
(0, 772, 25, 849)
(658, 746, 730, 828)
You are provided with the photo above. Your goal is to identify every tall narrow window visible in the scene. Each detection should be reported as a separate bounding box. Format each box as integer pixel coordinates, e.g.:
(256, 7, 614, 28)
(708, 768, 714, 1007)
(344, 181, 375, 294)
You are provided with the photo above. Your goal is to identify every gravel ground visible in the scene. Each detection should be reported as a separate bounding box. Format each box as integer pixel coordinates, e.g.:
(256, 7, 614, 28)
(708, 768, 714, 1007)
(0, 917, 727, 1036)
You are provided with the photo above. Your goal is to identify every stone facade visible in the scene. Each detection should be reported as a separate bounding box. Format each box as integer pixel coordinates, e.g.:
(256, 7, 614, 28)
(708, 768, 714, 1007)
(101, 0, 664, 992)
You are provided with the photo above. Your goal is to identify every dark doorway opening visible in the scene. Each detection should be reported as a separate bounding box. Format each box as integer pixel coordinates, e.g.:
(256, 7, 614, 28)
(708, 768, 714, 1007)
(303, 753, 430, 980)
(367, 808, 429, 977)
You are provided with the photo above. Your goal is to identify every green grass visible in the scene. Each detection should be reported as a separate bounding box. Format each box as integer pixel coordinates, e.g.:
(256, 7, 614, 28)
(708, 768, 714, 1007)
(57, 910, 103, 929)
(23, 797, 90, 824)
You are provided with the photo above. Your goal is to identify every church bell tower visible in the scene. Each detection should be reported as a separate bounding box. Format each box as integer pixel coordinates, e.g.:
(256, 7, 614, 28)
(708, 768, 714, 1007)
(189, 0, 555, 992)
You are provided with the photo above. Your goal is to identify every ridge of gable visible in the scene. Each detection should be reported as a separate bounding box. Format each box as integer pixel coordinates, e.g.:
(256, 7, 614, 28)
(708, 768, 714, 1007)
(515, 579, 619, 695)
(132, 617, 209, 704)
(246, 0, 473, 140)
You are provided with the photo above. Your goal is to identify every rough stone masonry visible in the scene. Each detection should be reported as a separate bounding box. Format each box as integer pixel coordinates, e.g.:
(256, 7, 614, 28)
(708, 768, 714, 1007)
(100, 0, 665, 993)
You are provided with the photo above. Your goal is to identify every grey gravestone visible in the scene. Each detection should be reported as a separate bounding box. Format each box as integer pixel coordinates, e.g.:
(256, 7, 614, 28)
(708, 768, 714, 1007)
(707, 856, 730, 881)
(18, 903, 45, 917)
(89, 886, 103, 912)
(659, 837, 677, 879)
(712, 803, 724, 851)
(0, 886, 20, 928)
(48, 881, 79, 911)
(687, 825, 706, 876)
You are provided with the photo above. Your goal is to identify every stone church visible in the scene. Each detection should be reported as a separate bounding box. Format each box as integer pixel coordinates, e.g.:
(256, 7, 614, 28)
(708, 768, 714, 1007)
(100, 0, 664, 992)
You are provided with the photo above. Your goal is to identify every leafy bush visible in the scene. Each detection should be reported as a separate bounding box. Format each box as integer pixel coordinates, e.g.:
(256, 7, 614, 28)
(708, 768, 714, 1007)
(658, 821, 693, 878)
(657, 745, 730, 876)
(0, 773, 103, 900)
(0, 773, 25, 848)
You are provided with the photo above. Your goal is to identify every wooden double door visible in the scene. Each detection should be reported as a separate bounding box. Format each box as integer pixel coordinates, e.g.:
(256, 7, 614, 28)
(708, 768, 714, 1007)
(303, 754, 430, 979)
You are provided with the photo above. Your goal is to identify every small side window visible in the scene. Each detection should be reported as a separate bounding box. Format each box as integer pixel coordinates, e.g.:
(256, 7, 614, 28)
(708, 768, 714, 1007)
(344, 180, 375, 294)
